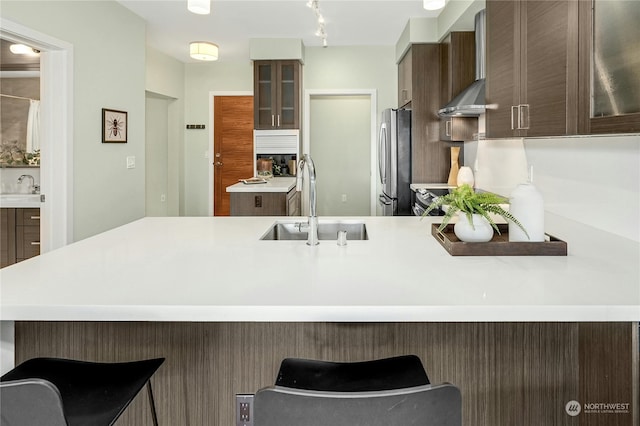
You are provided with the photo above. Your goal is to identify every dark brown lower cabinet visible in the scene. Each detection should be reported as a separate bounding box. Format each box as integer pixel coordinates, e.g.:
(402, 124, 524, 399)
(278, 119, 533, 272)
(1, 208, 40, 267)
(230, 187, 300, 216)
(14, 322, 638, 426)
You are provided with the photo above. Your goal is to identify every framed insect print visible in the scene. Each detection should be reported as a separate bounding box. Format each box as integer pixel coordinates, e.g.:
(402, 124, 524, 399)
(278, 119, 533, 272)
(102, 108, 128, 143)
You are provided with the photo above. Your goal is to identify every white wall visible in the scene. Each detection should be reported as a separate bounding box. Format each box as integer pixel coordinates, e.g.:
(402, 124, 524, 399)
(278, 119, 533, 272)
(1, 1, 146, 240)
(146, 47, 185, 216)
(465, 134, 640, 242)
(183, 61, 253, 216)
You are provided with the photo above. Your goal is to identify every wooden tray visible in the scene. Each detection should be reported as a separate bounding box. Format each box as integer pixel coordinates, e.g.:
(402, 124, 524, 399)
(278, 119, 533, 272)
(431, 223, 567, 256)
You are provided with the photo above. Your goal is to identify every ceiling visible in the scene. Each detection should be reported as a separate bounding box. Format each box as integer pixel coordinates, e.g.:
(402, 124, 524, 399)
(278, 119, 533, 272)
(117, 0, 443, 63)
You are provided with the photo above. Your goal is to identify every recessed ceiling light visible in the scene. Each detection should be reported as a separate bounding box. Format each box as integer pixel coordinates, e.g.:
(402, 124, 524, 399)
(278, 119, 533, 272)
(190, 42, 218, 61)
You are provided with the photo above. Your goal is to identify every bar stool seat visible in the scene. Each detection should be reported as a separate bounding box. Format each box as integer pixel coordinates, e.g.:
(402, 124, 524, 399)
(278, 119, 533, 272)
(275, 354, 430, 392)
(0, 357, 164, 426)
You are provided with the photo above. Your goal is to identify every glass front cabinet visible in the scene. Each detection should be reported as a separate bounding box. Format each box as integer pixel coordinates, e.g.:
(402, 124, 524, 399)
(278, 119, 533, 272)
(253, 60, 301, 130)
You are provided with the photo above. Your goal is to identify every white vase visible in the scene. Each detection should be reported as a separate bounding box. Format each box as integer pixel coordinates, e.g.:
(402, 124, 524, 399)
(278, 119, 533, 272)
(454, 213, 494, 242)
(457, 166, 475, 187)
(509, 183, 545, 242)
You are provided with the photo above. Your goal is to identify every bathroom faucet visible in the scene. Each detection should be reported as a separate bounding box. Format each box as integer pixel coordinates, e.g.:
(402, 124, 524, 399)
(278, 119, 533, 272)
(297, 154, 319, 246)
(17, 174, 39, 194)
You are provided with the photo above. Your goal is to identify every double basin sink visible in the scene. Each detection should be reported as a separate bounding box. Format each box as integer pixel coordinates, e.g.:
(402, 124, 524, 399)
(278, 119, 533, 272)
(260, 220, 368, 241)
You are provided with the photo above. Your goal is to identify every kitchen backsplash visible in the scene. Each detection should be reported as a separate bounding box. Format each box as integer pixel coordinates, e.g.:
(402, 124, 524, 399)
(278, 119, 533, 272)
(464, 134, 640, 242)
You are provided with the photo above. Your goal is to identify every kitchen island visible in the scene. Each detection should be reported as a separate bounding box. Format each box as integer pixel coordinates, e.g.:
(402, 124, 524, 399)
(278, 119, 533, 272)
(226, 177, 300, 216)
(1, 214, 638, 426)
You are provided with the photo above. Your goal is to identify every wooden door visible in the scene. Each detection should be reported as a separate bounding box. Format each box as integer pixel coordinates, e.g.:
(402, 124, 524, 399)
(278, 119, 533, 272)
(213, 96, 254, 216)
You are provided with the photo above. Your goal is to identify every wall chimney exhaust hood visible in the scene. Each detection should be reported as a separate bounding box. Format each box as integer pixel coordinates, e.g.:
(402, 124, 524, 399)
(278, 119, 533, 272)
(439, 9, 486, 117)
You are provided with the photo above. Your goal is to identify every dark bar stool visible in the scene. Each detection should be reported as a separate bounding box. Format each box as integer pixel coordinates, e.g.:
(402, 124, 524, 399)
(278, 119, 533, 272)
(0, 357, 164, 426)
(255, 355, 461, 426)
(275, 354, 430, 391)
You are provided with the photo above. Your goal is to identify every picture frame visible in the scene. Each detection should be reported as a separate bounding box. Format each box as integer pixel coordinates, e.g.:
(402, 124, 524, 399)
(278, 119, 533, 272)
(102, 108, 128, 143)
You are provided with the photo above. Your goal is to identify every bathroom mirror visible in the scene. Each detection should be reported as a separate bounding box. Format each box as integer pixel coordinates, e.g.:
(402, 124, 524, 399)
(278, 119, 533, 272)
(0, 38, 41, 167)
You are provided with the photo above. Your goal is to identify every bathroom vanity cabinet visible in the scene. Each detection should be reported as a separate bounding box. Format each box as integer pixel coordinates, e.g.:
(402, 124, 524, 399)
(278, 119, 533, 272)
(1, 208, 40, 267)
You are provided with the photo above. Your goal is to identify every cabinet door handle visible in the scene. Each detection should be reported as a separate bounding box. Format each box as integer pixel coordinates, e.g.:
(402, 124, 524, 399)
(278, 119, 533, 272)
(511, 105, 518, 130)
(271, 115, 275, 127)
(277, 115, 280, 127)
(519, 104, 530, 130)
(31, 241, 41, 246)
(30, 216, 40, 220)
(445, 120, 452, 137)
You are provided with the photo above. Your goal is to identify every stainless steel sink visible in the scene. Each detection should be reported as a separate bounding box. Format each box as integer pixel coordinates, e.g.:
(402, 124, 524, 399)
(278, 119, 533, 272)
(260, 221, 368, 241)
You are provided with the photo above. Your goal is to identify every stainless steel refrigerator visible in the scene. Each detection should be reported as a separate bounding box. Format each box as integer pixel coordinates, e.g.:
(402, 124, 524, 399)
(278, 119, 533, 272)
(378, 108, 412, 216)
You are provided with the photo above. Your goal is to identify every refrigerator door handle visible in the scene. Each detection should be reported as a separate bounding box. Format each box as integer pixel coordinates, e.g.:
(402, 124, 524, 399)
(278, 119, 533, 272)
(378, 194, 392, 206)
(378, 123, 387, 184)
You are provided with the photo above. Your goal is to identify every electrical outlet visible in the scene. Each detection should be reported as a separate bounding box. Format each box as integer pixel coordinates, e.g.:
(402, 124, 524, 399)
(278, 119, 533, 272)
(254, 195, 262, 208)
(236, 394, 254, 426)
(341, 194, 347, 202)
(160, 194, 166, 202)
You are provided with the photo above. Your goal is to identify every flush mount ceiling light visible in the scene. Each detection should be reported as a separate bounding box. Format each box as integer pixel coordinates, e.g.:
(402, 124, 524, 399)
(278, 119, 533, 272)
(9, 43, 40, 56)
(189, 42, 218, 61)
(423, 0, 446, 10)
(187, 0, 210, 15)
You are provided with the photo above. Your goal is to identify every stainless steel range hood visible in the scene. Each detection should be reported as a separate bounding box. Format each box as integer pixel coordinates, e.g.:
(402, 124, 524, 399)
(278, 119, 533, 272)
(438, 9, 486, 117)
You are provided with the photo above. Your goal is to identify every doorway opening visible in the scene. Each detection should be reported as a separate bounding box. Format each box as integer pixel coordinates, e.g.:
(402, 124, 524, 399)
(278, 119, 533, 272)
(303, 89, 377, 216)
(0, 18, 73, 252)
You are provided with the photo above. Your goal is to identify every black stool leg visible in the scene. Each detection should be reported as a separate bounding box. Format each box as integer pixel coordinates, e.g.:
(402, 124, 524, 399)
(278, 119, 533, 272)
(146, 381, 159, 426)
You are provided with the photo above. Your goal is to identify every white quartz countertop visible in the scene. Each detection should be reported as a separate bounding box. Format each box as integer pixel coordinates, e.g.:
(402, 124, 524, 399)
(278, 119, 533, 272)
(1, 214, 638, 322)
(0, 194, 41, 208)
(226, 177, 296, 193)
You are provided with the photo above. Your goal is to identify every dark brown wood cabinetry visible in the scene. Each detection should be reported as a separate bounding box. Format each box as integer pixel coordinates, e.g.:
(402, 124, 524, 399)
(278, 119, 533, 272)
(230, 187, 300, 216)
(439, 31, 478, 142)
(1, 208, 40, 268)
(485, 0, 579, 138)
(397, 50, 412, 107)
(253, 60, 301, 130)
(398, 44, 450, 183)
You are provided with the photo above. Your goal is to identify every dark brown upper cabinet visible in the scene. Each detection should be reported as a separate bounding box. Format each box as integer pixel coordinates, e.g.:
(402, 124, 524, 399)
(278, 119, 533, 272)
(397, 44, 450, 183)
(485, 0, 580, 139)
(439, 31, 478, 142)
(578, 0, 640, 134)
(253, 60, 301, 130)
(398, 48, 413, 108)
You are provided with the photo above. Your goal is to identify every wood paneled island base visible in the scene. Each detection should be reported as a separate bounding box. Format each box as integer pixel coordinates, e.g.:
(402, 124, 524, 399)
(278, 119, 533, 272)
(14, 321, 638, 426)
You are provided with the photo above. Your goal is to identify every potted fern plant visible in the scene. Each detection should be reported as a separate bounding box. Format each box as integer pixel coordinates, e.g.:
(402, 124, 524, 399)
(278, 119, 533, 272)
(423, 184, 528, 242)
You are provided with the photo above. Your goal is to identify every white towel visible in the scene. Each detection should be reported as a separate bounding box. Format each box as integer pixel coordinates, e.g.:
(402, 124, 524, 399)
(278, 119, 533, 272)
(26, 99, 40, 153)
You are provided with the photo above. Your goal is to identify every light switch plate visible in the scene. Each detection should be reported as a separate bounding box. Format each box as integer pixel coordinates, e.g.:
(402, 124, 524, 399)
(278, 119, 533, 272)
(236, 394, 254, 426)
(126, 156, 136, 169)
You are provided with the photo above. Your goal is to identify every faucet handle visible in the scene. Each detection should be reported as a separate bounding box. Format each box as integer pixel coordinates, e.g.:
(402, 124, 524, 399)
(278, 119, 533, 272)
(296, 174, 303, 192)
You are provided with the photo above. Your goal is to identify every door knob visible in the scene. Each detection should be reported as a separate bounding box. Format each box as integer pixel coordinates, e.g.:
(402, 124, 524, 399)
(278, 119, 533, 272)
(214, 161, 223, 166)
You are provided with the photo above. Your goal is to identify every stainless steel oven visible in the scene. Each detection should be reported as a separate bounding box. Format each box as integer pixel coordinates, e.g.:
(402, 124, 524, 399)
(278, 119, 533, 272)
(412, 188, 448, 217)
